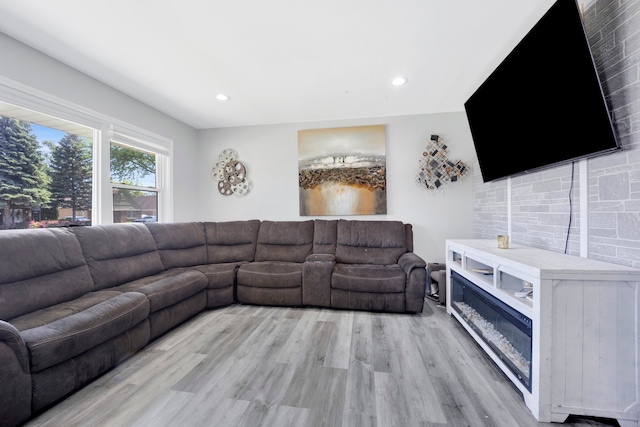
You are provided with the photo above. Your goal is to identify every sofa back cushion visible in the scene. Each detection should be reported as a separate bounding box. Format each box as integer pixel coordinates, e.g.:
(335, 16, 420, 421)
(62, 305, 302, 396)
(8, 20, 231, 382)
(313, 220, 337, 255)
(0, 228, 94, 320)
(73, 224, 164, 290)
(204, 220, 260, 263)
(335, 220, 408, 265)
(254, 220, 314, 262)
(146, 222, 207, 269)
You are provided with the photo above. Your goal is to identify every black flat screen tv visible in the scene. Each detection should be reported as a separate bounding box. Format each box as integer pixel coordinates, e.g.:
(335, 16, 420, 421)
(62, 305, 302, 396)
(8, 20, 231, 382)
(464, 0, 620, 183)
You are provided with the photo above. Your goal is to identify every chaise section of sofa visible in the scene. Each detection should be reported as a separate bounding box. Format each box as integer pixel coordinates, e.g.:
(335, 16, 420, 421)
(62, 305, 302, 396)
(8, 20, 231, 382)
(73, 223, 207, 340)
(0, 228, 151, 427)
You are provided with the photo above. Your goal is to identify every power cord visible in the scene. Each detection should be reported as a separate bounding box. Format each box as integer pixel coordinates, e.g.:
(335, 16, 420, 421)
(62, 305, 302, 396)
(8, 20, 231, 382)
(564, 162, 575, 254)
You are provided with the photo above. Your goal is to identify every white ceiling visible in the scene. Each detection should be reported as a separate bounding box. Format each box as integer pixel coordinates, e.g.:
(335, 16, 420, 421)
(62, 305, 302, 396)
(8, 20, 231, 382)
(0, 0, 556, 130)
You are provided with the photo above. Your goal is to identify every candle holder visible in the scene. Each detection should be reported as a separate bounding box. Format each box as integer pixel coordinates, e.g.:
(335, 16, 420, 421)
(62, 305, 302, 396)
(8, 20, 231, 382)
(497, 235, 509, 249)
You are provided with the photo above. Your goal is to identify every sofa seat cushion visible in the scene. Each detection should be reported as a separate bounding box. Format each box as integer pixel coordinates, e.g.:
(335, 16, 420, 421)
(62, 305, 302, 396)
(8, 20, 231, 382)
(20, 292, 150, 373)
(237, 262, 303, 289)
(9, 290, 123, 331)
(331, 264, 406, 293)
(112, 270, 208, 313)
(191, 263, 245, 290)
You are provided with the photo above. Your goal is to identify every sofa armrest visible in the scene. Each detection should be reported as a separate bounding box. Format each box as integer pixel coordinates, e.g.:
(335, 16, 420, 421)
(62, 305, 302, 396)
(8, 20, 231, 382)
(399, 252, 427, 313)
(302, 254, 335, 307)
(398, 252, 427, 274)
(0, 320, 32, 427)
(0, 321, 29, 373)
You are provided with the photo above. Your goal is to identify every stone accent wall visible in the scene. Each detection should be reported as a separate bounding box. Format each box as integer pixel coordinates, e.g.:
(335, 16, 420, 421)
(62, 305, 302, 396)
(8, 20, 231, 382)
(511, 165, 582, 256)
(586, 0, 640, 267)
(472, 159, 508, 240)
(472, 0, 640, 268)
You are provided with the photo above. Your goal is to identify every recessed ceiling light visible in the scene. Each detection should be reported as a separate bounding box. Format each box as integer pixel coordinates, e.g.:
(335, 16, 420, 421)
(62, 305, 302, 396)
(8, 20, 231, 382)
(391, 76, 408, 86)
(216, 94, 230, 101)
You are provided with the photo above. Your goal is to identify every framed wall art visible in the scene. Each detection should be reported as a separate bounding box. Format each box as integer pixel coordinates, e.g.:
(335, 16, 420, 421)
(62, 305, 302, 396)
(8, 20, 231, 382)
(298, 125, 386, 216)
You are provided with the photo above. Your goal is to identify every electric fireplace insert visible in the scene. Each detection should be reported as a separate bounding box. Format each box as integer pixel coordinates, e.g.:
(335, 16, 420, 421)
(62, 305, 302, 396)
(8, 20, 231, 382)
(450, 270, 533, 390)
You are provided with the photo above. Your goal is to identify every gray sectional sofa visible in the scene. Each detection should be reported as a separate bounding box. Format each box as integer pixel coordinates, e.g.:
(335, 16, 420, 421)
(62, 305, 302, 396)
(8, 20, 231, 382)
(0, 219, 426, 427)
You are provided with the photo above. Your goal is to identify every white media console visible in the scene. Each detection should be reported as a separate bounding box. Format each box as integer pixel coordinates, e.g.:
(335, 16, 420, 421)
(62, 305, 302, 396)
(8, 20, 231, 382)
(445, 239, 640, 426)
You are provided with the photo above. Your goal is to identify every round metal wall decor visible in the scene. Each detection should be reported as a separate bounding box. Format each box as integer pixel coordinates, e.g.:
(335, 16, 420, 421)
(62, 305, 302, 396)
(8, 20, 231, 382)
(211, 149, 251, 196)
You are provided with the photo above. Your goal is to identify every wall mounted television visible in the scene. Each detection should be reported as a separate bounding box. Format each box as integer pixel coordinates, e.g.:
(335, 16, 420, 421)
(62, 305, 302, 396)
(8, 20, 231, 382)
(464, 0, 620, 183)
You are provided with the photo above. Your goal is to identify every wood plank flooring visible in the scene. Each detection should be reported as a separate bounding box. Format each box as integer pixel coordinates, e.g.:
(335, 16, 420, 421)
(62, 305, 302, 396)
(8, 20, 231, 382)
(24, 299, 620, 427)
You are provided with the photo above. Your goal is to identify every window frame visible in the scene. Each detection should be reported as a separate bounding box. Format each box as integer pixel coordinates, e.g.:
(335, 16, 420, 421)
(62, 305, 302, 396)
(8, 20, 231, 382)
(0, 75, 173, 225)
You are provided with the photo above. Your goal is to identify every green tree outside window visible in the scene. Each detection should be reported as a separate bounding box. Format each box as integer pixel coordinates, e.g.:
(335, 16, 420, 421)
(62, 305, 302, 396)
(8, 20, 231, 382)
(47, 134, 92, 221)
(0, 116, 50, 228)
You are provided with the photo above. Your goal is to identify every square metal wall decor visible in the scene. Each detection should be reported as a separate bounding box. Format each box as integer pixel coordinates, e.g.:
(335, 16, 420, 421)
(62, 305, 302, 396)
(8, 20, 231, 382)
(298, 124, 387, 216)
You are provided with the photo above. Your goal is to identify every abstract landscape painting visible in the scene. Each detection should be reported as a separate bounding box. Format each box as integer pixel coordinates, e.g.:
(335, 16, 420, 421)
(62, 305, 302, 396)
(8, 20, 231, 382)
(298, 125, 386, 216)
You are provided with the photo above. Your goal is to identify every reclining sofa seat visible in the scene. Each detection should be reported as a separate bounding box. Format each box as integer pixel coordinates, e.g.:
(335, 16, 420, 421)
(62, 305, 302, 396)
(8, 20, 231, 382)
(330, 219, 426, 313)
(72, 223, 207, 340)
(236, 220, 314, 306)
(0, 228, 150, 425)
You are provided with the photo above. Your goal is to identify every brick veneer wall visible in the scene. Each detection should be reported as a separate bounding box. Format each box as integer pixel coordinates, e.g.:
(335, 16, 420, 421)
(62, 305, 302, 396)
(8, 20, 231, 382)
(472, 0, 640, 268)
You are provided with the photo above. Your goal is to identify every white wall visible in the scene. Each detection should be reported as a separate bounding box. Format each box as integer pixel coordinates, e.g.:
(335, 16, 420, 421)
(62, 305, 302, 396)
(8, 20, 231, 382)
(0, 32, 201, 222)
(197, 112, 475, 263)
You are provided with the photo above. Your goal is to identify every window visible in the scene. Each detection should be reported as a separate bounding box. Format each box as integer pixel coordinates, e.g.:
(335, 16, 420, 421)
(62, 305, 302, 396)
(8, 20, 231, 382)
(0, 104, 94, 229)
(107, 129, 170, 224)
(110, 142, 158, 223)
(0, 78, 173, 229)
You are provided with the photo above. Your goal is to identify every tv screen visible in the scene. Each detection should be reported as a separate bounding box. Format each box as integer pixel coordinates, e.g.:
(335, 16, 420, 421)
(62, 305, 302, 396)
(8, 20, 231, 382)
(464, 0, 620, 183)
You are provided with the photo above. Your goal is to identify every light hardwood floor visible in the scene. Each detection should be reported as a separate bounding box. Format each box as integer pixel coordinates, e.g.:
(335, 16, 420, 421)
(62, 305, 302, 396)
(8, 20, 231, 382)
(25, 298, 620, 427)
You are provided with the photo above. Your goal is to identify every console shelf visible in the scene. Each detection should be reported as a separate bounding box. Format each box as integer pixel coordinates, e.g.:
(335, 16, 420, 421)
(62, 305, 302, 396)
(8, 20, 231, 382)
(446, 239, 640, 426)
